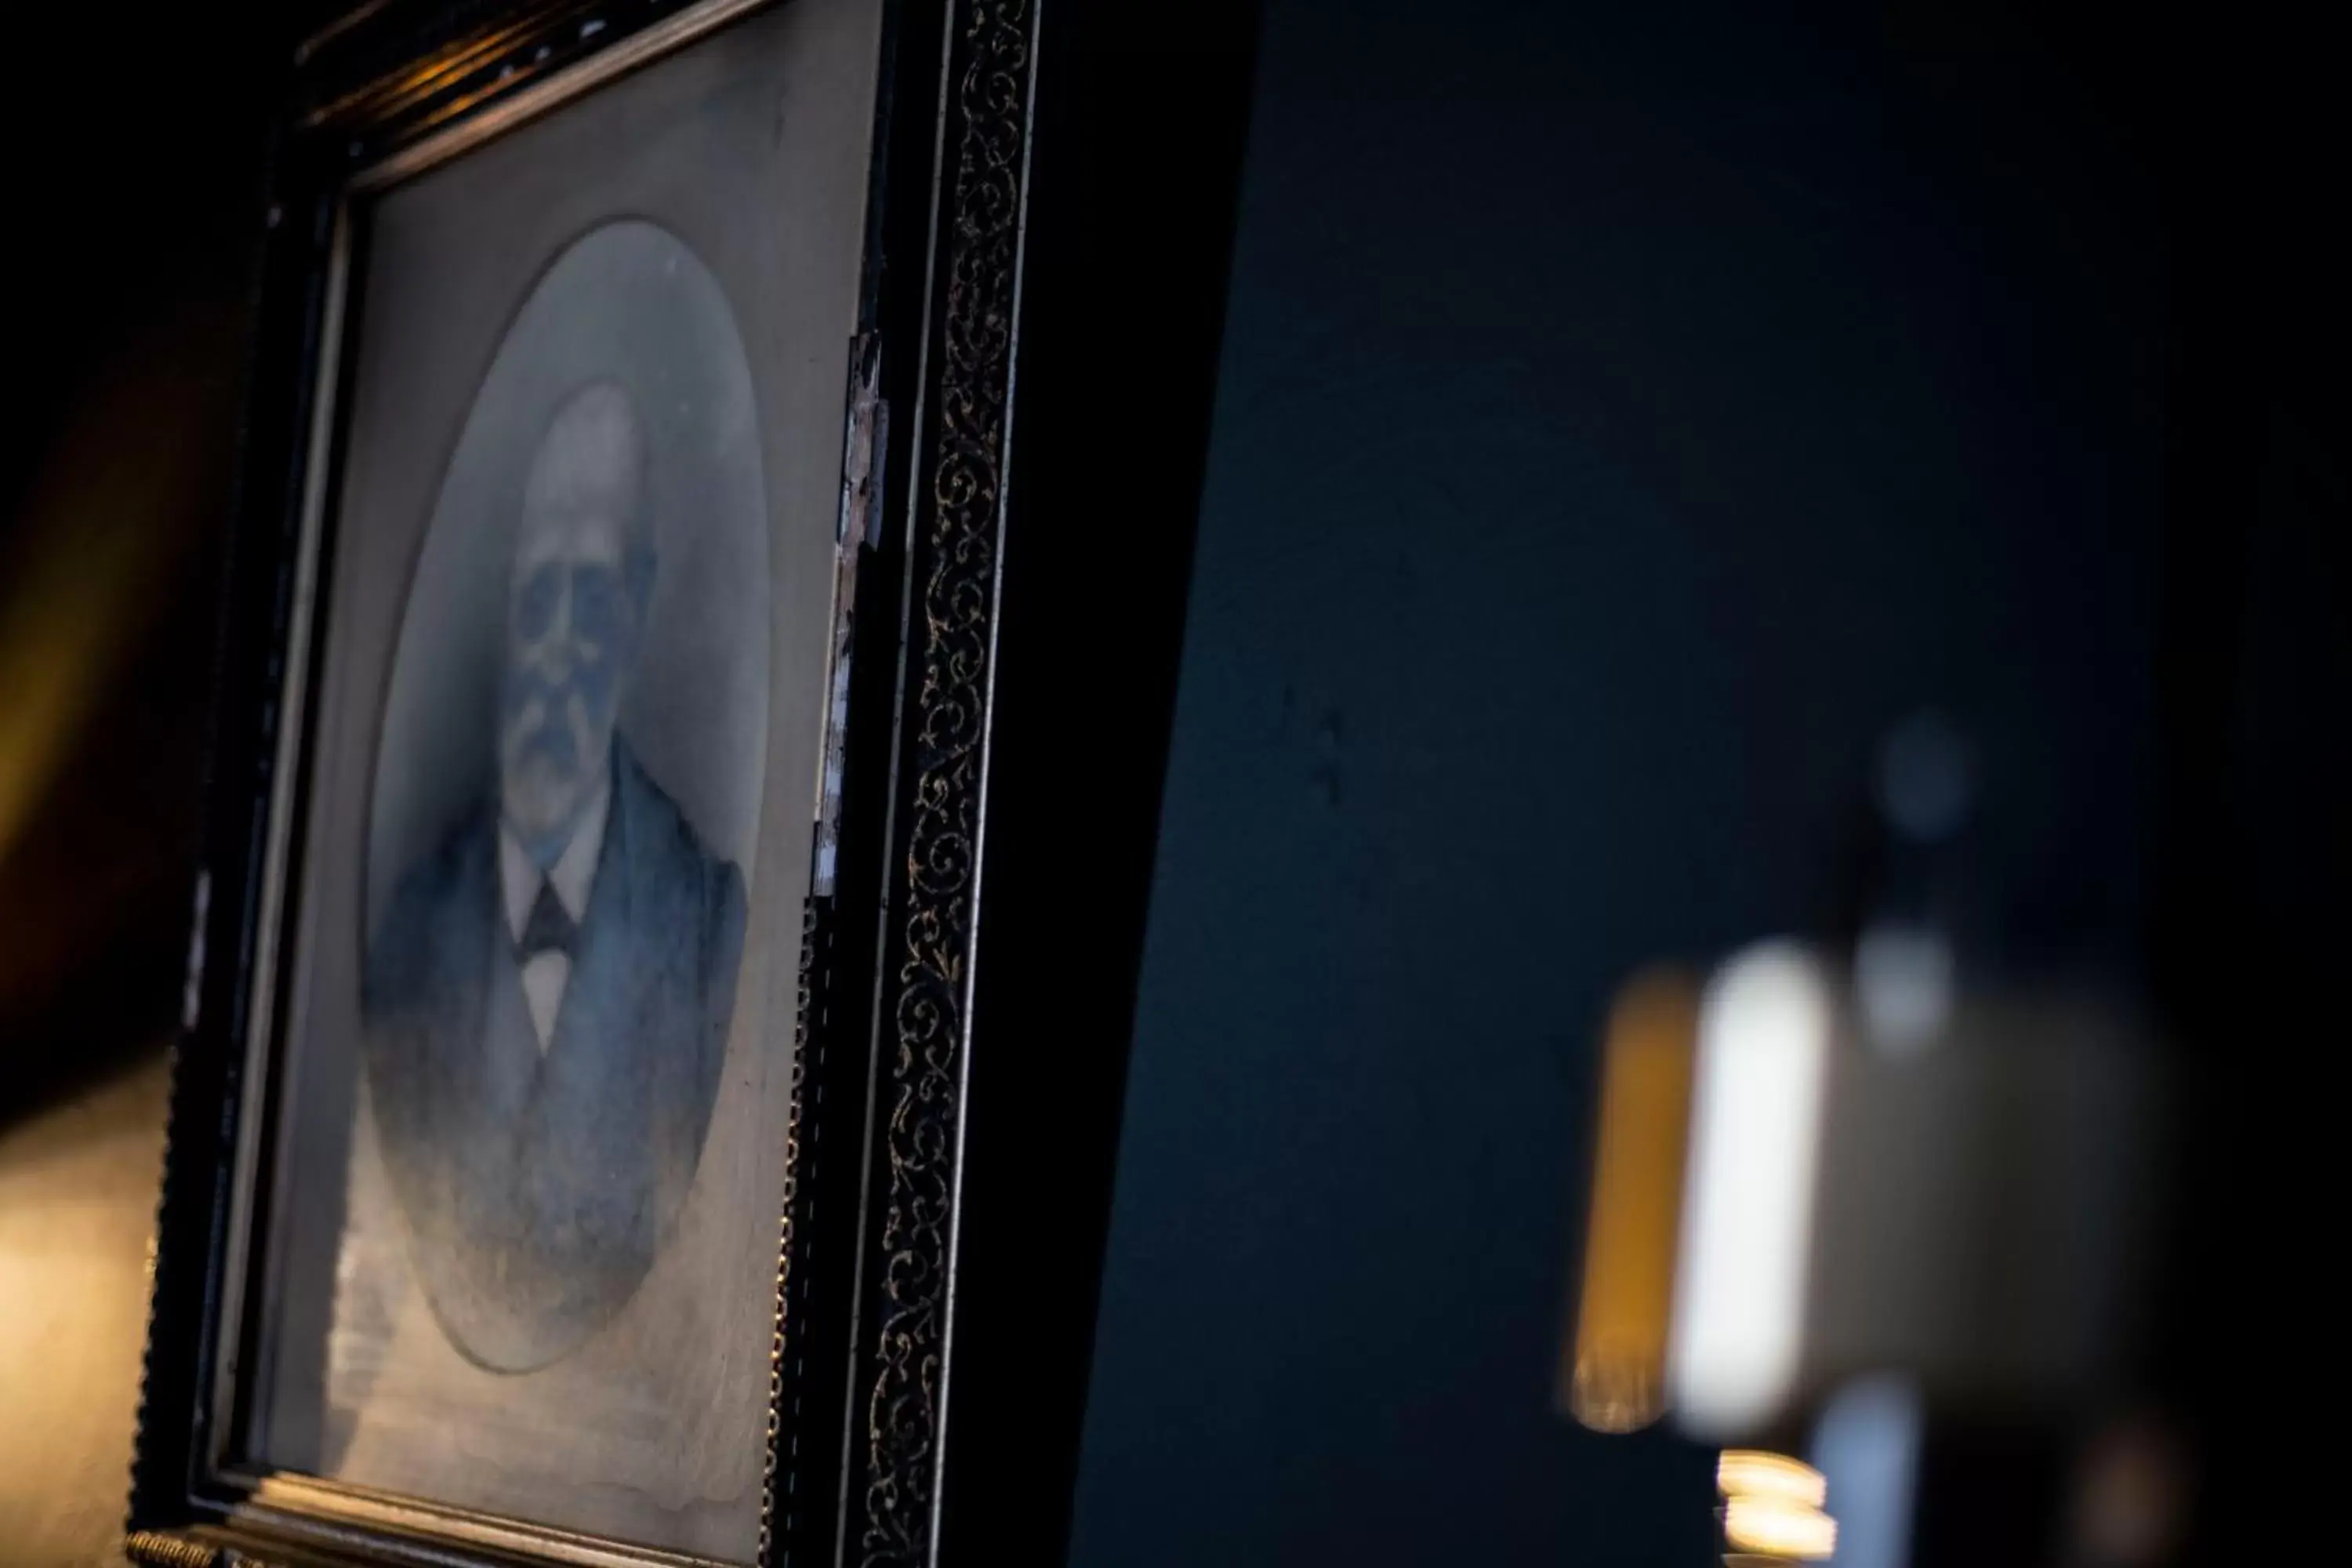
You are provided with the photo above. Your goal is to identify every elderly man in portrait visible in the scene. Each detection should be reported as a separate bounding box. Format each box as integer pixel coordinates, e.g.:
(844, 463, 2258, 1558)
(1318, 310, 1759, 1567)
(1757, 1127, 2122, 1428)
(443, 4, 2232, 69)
(364, 380, 746, 1373)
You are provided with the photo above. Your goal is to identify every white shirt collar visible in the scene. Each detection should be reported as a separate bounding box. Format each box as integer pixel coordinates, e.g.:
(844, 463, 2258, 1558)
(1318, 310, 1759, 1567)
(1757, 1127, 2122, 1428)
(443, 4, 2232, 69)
(499, 769, 613, 944)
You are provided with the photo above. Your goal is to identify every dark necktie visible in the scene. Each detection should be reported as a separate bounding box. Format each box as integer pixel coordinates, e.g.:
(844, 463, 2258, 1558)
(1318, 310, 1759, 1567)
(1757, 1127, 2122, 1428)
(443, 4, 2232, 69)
(519, 880, 579, 960)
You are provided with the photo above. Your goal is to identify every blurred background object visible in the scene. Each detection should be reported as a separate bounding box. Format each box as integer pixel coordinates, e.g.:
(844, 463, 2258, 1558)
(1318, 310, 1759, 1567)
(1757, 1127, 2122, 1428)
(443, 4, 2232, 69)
(1549, 710, 2187, 1565)
(1670, 941, 1838, 1443)
(1646, 714, 2169, 1433)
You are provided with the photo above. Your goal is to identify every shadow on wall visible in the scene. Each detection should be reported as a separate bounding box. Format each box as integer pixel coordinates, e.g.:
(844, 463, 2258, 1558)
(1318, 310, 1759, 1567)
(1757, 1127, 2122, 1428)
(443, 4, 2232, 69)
(0, 263, 249, 1568)
(0, 3, 274, 1127)
(0, 12, 270, 1565)
(0, 310, 244, 1126)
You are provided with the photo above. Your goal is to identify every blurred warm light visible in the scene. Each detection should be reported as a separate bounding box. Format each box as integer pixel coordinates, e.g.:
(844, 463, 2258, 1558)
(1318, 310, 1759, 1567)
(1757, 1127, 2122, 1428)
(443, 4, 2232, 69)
(0, 354, 206, 858)
(1563, 967, 1698, 1433)
(1668, 941, 1832, 1440)
(0, 335, 212, 1009)
(1718, 1449, 1838, 1563)
(2068, 1410, 2186, 1565)
(0, 520, 137, 863)
(1717, 1450, 1827, 1508)
(1724, 1494, 1838, 1559)
(1722, 1457, 1844, 1561)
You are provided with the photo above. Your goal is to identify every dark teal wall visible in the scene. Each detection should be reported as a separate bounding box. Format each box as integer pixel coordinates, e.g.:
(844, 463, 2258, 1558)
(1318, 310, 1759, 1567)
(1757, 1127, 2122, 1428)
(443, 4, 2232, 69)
(1069, 1, 2167, 1561)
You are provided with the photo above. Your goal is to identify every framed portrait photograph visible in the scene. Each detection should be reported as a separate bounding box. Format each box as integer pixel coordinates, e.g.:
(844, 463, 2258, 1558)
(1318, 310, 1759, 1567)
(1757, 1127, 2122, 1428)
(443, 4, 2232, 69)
(125, 0, 1060, 1562)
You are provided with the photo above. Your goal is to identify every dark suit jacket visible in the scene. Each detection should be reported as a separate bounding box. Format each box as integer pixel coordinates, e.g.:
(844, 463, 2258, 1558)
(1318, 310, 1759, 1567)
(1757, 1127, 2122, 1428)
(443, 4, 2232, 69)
(363, 739, 746, 1372)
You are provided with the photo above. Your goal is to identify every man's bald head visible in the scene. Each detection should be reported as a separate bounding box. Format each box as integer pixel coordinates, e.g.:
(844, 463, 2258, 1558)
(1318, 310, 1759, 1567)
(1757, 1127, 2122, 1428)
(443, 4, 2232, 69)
(499, 380, 657, 866)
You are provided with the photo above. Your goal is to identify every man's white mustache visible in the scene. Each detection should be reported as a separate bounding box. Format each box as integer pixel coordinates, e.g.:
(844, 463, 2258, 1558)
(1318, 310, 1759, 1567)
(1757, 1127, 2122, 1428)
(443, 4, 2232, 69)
(509, 688, 592, 771)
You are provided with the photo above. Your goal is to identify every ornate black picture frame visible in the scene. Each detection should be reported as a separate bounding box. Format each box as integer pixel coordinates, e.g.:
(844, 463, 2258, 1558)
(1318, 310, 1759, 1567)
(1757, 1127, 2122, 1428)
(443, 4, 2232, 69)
(125, 0, 1040, 1563)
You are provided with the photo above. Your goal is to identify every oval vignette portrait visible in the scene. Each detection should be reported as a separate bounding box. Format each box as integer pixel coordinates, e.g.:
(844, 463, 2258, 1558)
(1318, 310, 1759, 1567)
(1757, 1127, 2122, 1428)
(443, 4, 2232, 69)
(359, 219, 770, 1374)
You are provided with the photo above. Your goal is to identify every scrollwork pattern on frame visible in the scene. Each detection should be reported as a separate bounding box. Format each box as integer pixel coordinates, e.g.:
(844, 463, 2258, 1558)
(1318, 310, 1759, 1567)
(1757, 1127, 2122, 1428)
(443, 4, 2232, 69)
(859, 2, 1035, 1564)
